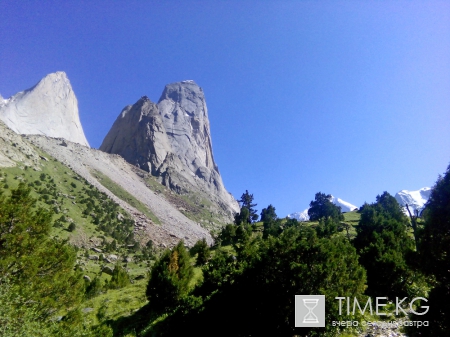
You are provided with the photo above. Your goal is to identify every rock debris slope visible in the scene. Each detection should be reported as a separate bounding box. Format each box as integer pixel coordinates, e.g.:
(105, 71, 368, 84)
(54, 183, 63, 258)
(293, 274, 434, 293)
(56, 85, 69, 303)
(0, 106, 211, 247)
(24, 133, 213, 247)
(100, 80, 239, 225)
(0, 72, 89, 147)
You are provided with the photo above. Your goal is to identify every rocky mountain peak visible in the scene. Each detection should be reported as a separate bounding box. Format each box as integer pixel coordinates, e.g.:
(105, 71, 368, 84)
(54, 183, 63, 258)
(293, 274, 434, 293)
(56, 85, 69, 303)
(0, 71, 90, 147)
(158, 81, 217, 174)
(159, 80, 203, 104)
(100, 81, 239, 223)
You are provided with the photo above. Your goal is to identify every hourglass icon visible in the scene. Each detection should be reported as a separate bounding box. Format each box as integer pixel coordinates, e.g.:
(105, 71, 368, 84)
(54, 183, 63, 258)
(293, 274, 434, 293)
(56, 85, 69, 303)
(302, 298, 319, 323)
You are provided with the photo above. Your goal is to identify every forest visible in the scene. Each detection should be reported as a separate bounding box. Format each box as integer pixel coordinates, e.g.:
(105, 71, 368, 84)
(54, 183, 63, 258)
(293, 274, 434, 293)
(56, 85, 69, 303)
(1, 164, 449, 336)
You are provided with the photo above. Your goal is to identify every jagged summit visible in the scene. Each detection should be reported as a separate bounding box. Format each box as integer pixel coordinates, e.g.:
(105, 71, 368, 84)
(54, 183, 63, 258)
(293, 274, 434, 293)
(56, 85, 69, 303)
(395, 187, 431, 214)
(0, 71, 90, 147)
(100, 81, 239, 224)
(157, 81, 217, 174)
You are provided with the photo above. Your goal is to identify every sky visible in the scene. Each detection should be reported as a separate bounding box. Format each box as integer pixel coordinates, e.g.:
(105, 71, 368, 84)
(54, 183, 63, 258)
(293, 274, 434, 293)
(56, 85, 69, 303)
(1, 1, 449, 217)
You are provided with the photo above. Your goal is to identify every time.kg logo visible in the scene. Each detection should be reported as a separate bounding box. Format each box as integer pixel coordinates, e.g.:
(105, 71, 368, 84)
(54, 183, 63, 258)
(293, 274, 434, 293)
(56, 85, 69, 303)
(295, 295, 325, 327)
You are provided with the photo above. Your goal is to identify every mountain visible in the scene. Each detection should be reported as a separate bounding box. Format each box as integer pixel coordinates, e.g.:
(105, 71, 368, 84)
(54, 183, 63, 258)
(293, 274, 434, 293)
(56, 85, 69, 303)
(0, 72, 89, 147)
(288, 189, 432, 221)
(100, 80, 239, 225)
(287, 195, 358, 221)
(395, 187, 431, 215)
(0, 73, 243, 247)
(0, 118, 213, 247)
(330, 196, 358, 212)
(287, 208, 310, 221)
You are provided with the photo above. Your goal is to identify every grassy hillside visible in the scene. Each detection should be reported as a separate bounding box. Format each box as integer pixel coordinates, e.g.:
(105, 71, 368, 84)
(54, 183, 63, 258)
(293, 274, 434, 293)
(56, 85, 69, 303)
(144, 174, 227, 231)
(92, 169, 160, 224)
(0, 148, 151, 277)
(0, 155, 135, 242)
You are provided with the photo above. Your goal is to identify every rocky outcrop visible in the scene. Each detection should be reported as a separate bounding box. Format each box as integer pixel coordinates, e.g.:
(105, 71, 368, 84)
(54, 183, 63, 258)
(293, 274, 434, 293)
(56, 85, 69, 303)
(0, 119, 42, 169)
(157, 81, 217, 175)
(0, 72, 89, 147)
(100, 96, 172, 173)
(100, 81, 239, 223)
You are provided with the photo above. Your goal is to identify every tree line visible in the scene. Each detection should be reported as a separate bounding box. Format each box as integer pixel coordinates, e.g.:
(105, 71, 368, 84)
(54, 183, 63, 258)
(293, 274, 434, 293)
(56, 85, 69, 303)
(135, 165, 450, 336)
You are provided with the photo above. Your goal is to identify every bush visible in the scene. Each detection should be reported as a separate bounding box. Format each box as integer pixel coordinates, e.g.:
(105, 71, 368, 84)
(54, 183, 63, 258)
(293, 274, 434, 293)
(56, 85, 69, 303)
(109, 263, 130, 289)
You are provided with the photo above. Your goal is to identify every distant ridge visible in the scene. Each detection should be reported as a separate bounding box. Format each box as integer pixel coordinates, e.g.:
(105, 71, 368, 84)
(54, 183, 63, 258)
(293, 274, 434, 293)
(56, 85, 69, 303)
(287, 195, 358, 221)
(288, 188, 432, 221)
(395, 187, 431, 215)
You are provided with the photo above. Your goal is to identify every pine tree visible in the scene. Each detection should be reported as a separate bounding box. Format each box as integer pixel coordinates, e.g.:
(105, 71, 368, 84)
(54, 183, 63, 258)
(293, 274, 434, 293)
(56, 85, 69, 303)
(353, 192, 422, 299)
(414, 164, 450, 336)
(308, 192, 344, 221)
(0, 183, 83, 316)
(261, 205, 281, 239)
(260, 204, 277, 223)
(190, 238, 210, 266)
(146, 241, 194, 314)
(238, 190, 258, 223)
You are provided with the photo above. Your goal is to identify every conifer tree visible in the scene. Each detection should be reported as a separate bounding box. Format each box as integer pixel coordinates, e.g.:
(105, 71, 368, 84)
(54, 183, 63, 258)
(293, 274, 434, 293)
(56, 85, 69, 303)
(238, 190, 258, 223)
(414, 164, 450, 336)
(260, 204, 277, 223)
(353, 192, 421, 299)
(190, 238, 210, 266)
(146, 241, 194, 314)
(308, 192, 344, 221)
(261, 205, 281, 238)
(0, 183, 83, 316)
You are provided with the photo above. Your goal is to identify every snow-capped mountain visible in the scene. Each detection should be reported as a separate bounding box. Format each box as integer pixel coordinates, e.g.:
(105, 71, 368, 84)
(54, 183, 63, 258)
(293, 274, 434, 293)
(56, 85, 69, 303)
(394, 187, 431, 215)
(330, 196, 358, 213)
(287, 195, 358, 221)
(287, 208, 310, 221)
(0, 94, 8, 106)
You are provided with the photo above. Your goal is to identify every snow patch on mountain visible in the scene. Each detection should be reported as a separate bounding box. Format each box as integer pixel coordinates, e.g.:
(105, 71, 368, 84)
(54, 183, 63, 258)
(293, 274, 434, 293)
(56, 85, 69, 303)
(287, 195, 358, 221)
(287, 208, 310, 221)
(0, 94, 8, 106)
(330, 196, 358, 213)
(394, 187, 431, 215)
(288, 188, 432, 221)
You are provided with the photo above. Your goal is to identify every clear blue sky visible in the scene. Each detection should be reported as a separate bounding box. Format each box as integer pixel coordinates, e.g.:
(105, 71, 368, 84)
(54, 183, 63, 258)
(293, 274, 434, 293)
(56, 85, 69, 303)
(1, 1, 449, 217)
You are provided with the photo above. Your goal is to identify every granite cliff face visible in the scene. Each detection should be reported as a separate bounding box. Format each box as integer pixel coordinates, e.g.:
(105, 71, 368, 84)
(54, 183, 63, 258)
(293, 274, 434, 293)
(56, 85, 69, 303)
(0, 72, 89, 147)
(158, 81, 216, 175)
(99, 96, 171, 173)
(100, 81, 239, 224)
